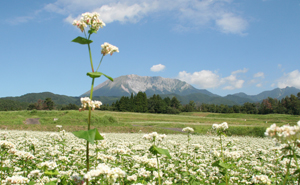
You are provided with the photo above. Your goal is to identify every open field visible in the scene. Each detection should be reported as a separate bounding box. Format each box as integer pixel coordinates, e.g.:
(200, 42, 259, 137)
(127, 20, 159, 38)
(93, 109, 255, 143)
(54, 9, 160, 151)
(0, 110, 299, 137)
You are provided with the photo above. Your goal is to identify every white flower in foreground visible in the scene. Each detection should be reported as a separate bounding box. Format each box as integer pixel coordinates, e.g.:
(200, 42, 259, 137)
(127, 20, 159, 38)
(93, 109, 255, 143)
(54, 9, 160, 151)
(212, 122, 228, 131)
(73, 12, 105, 32)
(80, 97, 102, 111)
(265, 121, 300, 143)
(182, 127, 194, 132)
(143, 132, 166, 142)
(251, 175, 271, 184)
(6, 176, 29, 184)
(101, 42, 119, 56)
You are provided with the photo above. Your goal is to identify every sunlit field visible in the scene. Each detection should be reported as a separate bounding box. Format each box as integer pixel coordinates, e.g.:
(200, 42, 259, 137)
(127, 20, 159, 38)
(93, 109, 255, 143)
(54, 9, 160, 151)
(0, 127, 299, 184)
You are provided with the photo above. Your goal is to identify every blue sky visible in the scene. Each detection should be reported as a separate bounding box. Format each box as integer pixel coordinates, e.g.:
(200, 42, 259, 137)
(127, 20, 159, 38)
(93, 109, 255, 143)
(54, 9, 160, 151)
(1, 0, 300, 98)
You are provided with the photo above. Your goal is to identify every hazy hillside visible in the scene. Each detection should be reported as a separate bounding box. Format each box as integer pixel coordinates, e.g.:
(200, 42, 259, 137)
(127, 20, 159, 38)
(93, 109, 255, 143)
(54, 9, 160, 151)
(232, 87, 300, 102)
(3, 92, 80, 105)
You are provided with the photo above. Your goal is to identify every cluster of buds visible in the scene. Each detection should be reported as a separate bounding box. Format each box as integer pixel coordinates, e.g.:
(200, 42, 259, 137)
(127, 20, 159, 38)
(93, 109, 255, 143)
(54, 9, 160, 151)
(265, 121, 300, 144)
(212, 122, 229, 131)
(182, 127, 194, 133)
(143, 132, 167, 142)
(79, 97, 102, 111)
(73, 12, 105, 32)
(101, 42, 119, 56)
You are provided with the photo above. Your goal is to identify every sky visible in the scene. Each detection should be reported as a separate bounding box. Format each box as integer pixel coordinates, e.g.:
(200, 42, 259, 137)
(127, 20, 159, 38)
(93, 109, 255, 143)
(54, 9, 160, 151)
(1, 0, 300, 98)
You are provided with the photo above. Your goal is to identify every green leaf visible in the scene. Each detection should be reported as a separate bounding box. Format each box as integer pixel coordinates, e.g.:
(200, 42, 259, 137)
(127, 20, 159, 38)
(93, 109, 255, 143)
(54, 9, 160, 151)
(44, 170, 59, 176)
(28, 181, 35, 185)
(45, 181, 57, 185)
(294, 169, 300, 175)
(72, 36, 93, 45)
(72, 128, 104, 144)
(212, 160, 230, 169)
(149, 145, 171, 158)
(86, 72, 114, 81)
(88, 29, 97, 34)
(0, 167, 9, 171)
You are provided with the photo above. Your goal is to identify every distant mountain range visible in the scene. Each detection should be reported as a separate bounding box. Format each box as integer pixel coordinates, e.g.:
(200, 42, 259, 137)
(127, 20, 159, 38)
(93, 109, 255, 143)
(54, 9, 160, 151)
(82, 74, 217, 97)
(1, 74, 300, 106)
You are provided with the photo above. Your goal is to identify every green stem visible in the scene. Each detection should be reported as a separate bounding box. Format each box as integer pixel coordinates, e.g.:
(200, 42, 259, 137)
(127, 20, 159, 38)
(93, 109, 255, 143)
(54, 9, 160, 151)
(88, 44, 94, 72)
(85, 78, 95, 185)
(156, 154, 161, 185)
(96, 55, 104, 72)
(283, 150, 292, 185)
(292, 149, 300, 185)
(220, 134, 223, 162)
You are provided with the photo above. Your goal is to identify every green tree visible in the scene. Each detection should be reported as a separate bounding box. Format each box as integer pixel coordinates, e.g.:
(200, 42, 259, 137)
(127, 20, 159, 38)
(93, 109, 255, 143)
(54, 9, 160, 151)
(44, 97, 55, 110)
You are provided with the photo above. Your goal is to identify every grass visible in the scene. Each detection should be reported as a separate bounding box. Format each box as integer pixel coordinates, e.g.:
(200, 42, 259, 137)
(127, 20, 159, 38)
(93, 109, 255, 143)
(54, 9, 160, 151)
(0, 110, 299, 137)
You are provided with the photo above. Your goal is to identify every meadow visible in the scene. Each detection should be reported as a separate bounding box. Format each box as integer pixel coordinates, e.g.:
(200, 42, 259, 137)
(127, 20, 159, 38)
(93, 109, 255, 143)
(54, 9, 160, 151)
(0, 110, 299, 137)
(1, 111, 300, 184)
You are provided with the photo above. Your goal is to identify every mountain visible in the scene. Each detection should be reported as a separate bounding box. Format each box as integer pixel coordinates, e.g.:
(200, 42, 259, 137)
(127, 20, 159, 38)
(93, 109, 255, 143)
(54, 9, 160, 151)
(81, 74, 218, 97)
(3, 92, 80, 105)
(230, 87, 300, 102)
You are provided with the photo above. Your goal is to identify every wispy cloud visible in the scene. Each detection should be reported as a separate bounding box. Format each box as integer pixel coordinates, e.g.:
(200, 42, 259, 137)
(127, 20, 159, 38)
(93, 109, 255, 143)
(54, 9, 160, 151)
(253, 72, 264, 78)
(177, 68, 247, 90)
(11, 0, 249, 34)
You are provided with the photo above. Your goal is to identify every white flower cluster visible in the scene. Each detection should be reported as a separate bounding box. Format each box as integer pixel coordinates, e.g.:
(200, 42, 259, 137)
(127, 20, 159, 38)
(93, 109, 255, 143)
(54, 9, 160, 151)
(251, 174, 271, 184)
(265, 121, 300, 143)
(72, 12, 105, 32)
(38, 161, 57, 170)
(5, 175, 29, 184)
(79, 97, 102, 111)
(212, 122, 229, 131)
(15, 150, 35, 160)
(101, 42, 119, 56)
(0, 140, 15, 150)
(182, 127, 194, 133)
(143, 132, 166, 142)
(84, 163, 126, 183)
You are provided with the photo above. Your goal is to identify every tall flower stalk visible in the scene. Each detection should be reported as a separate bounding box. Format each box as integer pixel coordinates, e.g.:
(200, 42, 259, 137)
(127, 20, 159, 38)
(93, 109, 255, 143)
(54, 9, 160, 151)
(71, 12, 119, 185)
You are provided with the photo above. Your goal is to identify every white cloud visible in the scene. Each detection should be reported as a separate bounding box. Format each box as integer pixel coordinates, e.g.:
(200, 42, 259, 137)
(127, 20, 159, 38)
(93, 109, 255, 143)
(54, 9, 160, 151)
(254, 72, 264, 78)
(216, 13, 248, 35)
(178, 70, 221, 88)
(177, 68, 246, 90)
(221, 74, 244, 90)
(150, 64, 165, 72)
(277, 70, 300, 89)
(14, 0, 248, 34)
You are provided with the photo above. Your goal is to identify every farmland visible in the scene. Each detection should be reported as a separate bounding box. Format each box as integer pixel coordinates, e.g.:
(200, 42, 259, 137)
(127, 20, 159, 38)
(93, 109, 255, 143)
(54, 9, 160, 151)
(1, 111, 300, 184)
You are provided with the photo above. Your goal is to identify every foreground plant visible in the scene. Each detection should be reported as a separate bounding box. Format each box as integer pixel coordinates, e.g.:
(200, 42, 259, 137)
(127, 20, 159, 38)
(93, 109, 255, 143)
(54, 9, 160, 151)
(143, 132, 171, 185)
(265, 121, 300, 184)
(212, 122, 231, 185)
(71, 12, 119, 185)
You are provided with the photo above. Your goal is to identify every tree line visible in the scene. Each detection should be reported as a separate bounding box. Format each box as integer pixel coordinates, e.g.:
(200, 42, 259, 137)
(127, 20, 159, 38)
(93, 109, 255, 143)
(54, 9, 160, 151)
(1, 92, 300, 115)
(99, 92, 300, 115)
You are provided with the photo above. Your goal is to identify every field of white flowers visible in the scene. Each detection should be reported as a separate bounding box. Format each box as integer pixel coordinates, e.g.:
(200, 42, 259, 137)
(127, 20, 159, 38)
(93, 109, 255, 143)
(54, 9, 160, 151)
(0, 125, 299, 185)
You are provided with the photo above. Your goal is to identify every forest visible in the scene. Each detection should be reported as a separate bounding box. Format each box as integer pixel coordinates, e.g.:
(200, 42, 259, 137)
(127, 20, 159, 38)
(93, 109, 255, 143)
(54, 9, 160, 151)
(1, 92, 300, 115)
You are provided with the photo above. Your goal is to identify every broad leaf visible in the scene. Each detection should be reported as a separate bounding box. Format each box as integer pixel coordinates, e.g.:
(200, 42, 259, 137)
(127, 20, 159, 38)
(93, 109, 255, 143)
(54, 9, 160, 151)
(44, 170, 59, 176)
(86, 72, 114, 81)
(45, 181, 57, 185)
(212, 160, 230, 169)
(72, 128, 104, 144)
(88, 29, 97, 34)
(72, 36, 93, 45)
(149, 145, 171, 158)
